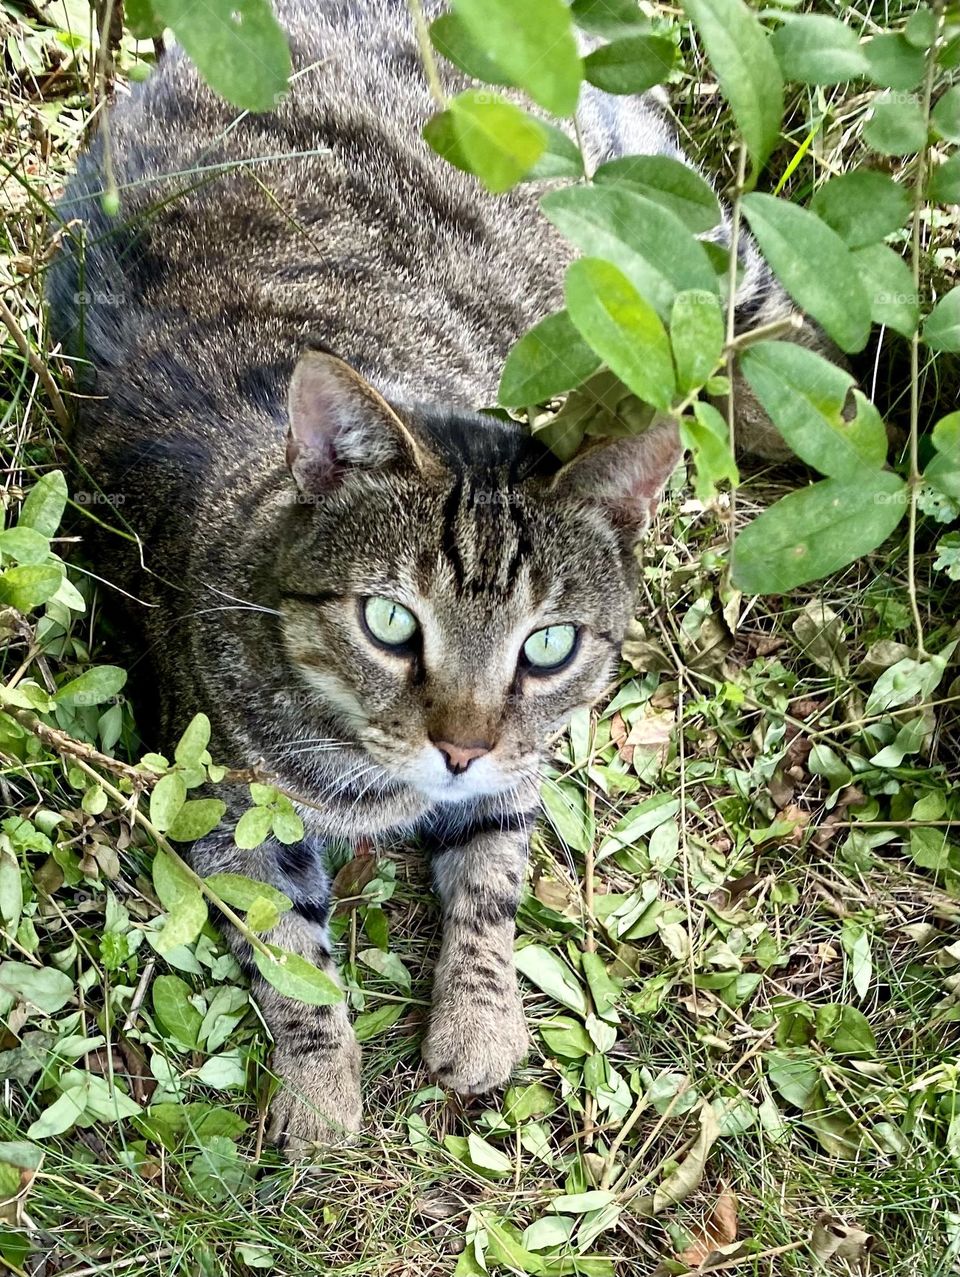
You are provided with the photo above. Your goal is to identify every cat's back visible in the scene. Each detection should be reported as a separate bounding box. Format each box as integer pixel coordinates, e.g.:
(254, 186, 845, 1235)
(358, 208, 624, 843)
(48, 0, 563, 431)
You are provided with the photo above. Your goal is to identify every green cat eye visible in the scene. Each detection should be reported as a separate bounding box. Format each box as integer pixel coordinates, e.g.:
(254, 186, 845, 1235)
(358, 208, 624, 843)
(363, 596, 418, 647)
(523, 624, 577, 671)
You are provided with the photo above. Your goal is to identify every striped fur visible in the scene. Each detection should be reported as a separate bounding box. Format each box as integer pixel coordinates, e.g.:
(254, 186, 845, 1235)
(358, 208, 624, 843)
(47, 1, 817, 1154)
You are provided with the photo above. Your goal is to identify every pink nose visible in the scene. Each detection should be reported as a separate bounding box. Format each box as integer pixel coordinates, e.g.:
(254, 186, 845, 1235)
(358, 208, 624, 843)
(432, 739, 492, 775)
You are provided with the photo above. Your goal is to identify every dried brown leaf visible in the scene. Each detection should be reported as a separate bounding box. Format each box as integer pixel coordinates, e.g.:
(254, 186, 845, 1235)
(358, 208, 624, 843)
(678, 1189, 740, 1268)
(653, 1102, 720, 1213)
(810, 1211, 873, 1265)
(332, 855, 379, 913)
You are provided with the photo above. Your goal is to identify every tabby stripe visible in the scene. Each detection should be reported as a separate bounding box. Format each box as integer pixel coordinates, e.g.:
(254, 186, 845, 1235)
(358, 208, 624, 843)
(422, 807, 537, 855)
(440, 474, 465, 590)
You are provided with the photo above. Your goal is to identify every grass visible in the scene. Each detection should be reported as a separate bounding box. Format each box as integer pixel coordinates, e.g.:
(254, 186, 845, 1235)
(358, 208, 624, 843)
(1, 2, 960, 1275)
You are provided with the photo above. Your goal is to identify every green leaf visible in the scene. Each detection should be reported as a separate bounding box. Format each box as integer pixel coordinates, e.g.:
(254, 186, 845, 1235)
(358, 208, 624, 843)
(583, 34, 677, 95)
(865, 644, 954, 716)
(571, 0, 647, 37)
(525, 123, 585, 180)
(149, 772, 187, 833)
(358, 947, 411, 991)
(453, 0, 582, 115)
(739, 341, 885, 477)
(429, 12, 513, 84)
(923, 287, 960, 353)
(815, 1003, 877, 1056)
(853, 242, 920, 338)
(593, 155, 721, 233)
(599, 794, 680, 859)
(932, 85, 960, 144)
(56, 664, 126, 708)
(810, 171, 910, 248)
(928, 153, 960, 204)
(670, 289, 724, 392)
(542, 185, 717, 319)
(0, 853, 22, 933)
(234, 805, 273, 850)
(19, 471, 67, 538)
(270, 804, 304, 845)
(166, 799, 226, 842)
(499, 311, 602, 408)
(203, 874, 292, 914)
(485, 1218, 544, 1269)
(245, 896, 280, 932)
(0, 962, 74, 1015)
(424, 92, 545, 194)
(467, 1135, 513, 1175)
(740, 192, 871, 353)
(581, 953, 621, 1017)
(564, 258, 676, 411)
(152, 974, 203, 1046)
(152, 0, 291, 113)
(681, 0, 784, 175)
(863, 93, 928, 155)
(26, 1085, 87, 1140)
(864, 32, 925, 90)
(923, 412, 960, 503)
(126, 0, 164, 38)
(680, 402, 739, 503)
(254, 945, 343, 1006)
(515, 944, 587, 1015)
(175, 713, 211, 768)
(540, 1015, 594, 1058)
(153, 851, 208, 952)
(0, 564, 62, 612)
(766, 1048, 820, 1108)
(504, 1081, 557, 1123)
(905, 7, 938, 49)
(0, 527, 51, 565)
(353, 1002, 404, 1043)
(732, 471, 907, 593)
(540, 777, 595, 853)
(771, 14, 870, 85)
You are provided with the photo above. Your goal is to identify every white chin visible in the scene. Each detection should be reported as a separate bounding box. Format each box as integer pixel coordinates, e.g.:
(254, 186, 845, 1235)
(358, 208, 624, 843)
(402, 751, 508, 804)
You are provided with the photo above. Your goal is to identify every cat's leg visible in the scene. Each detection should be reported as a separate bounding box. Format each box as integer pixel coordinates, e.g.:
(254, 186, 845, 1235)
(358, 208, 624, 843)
(422, 810, 534, 1093)
(190, 831, 361, 1155)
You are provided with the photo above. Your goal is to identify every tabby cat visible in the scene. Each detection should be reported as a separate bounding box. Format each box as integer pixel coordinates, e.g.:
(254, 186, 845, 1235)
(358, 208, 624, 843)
(49, 0, 808, 1154)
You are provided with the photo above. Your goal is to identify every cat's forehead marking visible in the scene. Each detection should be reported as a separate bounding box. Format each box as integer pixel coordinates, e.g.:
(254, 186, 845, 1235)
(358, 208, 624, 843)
(434, 469, 547, 606)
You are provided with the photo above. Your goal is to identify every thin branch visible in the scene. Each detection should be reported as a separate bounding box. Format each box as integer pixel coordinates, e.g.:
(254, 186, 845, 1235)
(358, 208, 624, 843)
(406, 0, 447, 109)
(0, 297, 72, 432)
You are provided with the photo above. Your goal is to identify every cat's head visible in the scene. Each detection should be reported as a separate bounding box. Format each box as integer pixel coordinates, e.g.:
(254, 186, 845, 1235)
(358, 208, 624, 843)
(275, 350, 680, 806)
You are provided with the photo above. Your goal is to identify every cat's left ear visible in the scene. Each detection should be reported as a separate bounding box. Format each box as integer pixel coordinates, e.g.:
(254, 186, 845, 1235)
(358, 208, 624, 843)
(286, 349, 437, 493)
(549, 421, 682, 535)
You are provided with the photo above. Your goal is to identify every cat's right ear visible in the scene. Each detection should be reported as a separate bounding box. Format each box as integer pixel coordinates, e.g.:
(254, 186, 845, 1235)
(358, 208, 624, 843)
(286, 350, 437, 494)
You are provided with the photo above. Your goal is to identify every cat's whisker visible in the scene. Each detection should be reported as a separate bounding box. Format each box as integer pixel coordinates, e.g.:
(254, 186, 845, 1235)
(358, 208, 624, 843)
(200, 581, 283, 616)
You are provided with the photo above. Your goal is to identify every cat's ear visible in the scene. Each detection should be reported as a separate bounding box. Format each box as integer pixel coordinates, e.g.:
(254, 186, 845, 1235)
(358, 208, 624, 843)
(550, 421, 681, 534)
(286, 349, 435, 493)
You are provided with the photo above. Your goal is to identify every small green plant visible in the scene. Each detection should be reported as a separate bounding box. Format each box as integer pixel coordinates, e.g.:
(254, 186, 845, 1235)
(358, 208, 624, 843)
(414, 0, 959, 643)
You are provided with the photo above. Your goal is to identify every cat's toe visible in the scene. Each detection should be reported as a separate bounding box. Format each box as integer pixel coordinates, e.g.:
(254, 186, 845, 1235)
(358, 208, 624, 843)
(422, 999, 529, 1096)
(267, 1042, 362, 1158)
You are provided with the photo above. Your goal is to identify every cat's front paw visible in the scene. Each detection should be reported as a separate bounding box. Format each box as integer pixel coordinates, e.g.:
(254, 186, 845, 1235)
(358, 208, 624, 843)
(423, 989, 529, 1095)
(267, 1035, 362, 1158)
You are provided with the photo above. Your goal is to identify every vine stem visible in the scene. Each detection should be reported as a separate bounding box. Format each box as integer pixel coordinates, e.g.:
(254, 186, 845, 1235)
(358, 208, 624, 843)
(65, 752, 277, 962)
(406, 0, 447, 109)
(906, 5, 943, 657)
(5, 702, 330, 815)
